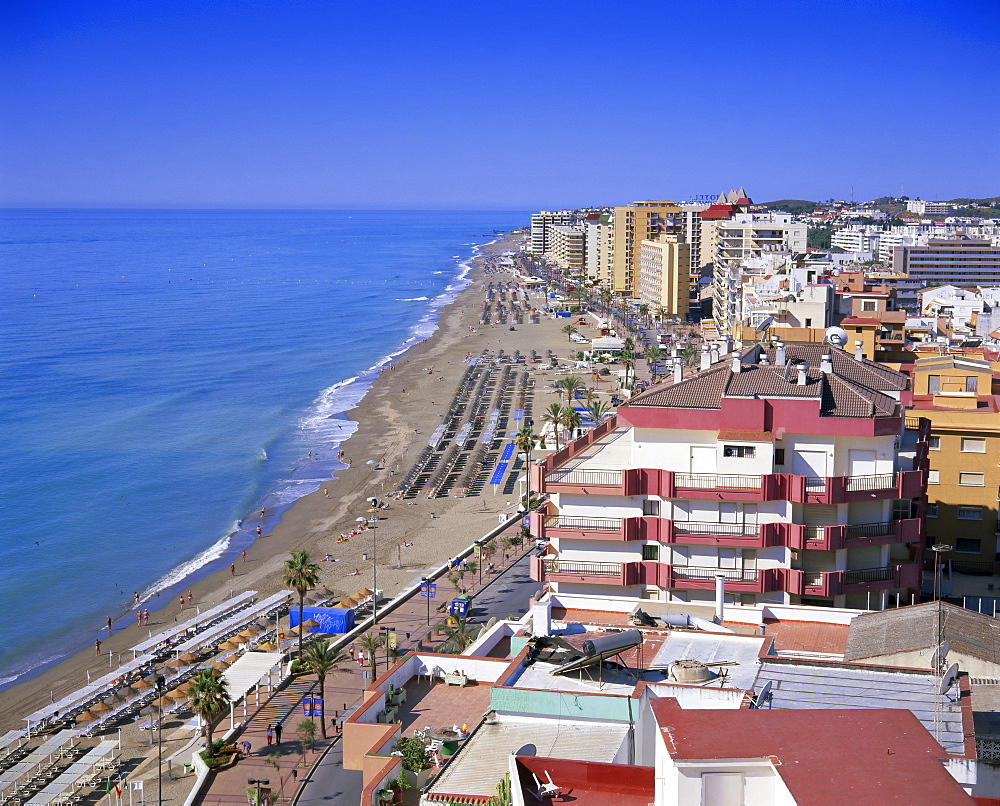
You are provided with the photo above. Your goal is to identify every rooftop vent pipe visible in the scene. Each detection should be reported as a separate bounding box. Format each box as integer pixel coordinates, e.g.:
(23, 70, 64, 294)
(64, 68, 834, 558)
(732, 356, 742, 373)
(854, 340, 865, 360)
(715, 574, 726, 624)
(821, 354, 834, 374)
(710, 346, 720, 363)
(796, 361, 809, 386)
(674, 360, 683, 383)
(775, 341, 786, 366)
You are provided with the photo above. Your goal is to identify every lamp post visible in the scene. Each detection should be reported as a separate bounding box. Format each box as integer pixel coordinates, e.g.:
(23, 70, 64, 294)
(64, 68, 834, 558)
(356, 514, 379, 625)
(155, 675, 165, 806)
(421, 577, 430, 626)
(379, 625, 392, 671)
(930, 543, 950, 672)
(248, 778, 269, 806)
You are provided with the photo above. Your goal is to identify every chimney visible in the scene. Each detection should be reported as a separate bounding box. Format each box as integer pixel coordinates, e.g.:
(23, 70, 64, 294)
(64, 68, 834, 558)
(710, 345, 720, 363)
(715, 574, 726, 624)
(700, 344, 712, 371)
(532, 600, 552, 637)
(796, 361, 809, 386)
(673, 359, 683, 383)
(821, 354, 834, 374)
(775, 341, 786, 366)
(854, 340, 864, 360)
(732, 356, 742, 373)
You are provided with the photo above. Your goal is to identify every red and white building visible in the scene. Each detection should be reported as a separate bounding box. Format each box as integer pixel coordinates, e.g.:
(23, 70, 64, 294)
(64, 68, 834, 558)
(530, 343, 929, 610)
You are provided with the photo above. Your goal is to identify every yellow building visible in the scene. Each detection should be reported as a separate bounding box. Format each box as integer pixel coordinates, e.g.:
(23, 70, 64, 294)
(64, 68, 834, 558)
(636, 235, 690, 317)
(611, 201, 684, 298)
(910, 355, 1000, 569)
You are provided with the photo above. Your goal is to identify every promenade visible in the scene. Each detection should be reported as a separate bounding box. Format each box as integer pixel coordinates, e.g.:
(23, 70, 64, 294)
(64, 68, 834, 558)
(194, 549, 535, 806)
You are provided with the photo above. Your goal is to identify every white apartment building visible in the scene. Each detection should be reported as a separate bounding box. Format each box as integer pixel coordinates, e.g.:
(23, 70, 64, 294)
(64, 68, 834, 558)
(530, 210, 576, 254)
(546, 224, 587, 276)
(530, 343, 926, 612)
(907, 200, 953, 216)
(920, 284, 1000, 334)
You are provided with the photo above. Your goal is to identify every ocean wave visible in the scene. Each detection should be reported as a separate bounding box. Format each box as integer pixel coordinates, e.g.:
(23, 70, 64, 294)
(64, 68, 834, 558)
(394, 296, 429, 301)
(141, 528, 235, 602)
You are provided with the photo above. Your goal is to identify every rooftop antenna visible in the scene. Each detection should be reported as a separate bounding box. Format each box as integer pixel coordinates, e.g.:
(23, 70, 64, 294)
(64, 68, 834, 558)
(754, 315, 774, 344)
(751, 680, 773, 709)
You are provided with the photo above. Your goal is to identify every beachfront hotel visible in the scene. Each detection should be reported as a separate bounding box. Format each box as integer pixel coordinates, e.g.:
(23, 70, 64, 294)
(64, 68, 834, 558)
(529, 342, 929, 611)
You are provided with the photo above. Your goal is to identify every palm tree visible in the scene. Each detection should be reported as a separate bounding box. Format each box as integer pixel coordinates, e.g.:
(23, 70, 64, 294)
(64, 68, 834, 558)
(587, 399, 612, 426)
(188, 669, 231, 756)
(542, 403, 565, 451)
(300, 639, 348, 739)
(582, 386, 598, 407)
(356, 632, 383, 680)
(598, 288, 613, 316)
(638, 303, 650, 328)
(282, 550, 320, 660)
(645, 345, 662, 381)
(678, 343, 698, 367)
(656, 306, 669, 327)
(554, 375, 585, 407)
(562, 407, 583, 441)
(561, 324, 578, 341)
(434, 616, 480, 654)
(621, 337, 635, 389)
(514, 426, 538, 514)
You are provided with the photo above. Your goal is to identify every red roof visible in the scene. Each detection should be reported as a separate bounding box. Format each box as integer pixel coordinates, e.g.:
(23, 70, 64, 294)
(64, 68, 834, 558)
(514, 756, 653, 806)
(652, 699, 972, 804)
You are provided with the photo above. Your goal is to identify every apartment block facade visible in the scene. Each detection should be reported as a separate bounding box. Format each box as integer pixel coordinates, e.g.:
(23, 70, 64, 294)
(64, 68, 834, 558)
(636, 235, 690, 317)
(529, 210, 576, 255)
(546, 224, 586, 276)
(611, 201, 684, 298)
(892, 239, 1000, 287)
(530, 343, 927, 611)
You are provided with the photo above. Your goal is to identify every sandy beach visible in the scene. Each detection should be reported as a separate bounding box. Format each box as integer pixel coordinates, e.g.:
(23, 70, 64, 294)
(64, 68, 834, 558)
(0, 231, 606, 740)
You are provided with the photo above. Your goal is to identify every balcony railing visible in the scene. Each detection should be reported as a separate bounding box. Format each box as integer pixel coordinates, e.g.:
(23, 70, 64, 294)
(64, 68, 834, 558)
(845, 474, 896, 493)
(545, 468, 623, 486)
(844, 522, 896, 539)
(542, 559, 622, 576)
(544, 516, 621, 531)
(844, 566, 894, 584)
(673, 521, 758, 537)
(672, 566, 759, 583)
(805, 476, 826, 493)
(674, 473, 762, 490)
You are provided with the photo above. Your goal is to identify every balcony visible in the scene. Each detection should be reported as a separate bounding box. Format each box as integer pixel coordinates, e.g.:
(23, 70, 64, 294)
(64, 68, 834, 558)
(667, 565, 780, 594)
(794, 518, 922, 551)
(532, 556, 634, 586)
(540, 515, 630, 542)
(791, 563, 921, 597)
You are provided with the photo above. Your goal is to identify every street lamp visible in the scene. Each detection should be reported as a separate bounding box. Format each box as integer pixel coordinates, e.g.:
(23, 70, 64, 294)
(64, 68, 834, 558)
(248, 778, 270, 806)
(155, 674, 166, 806)
(930, 543, 950, 672)
(421, 577, 431, 626)
(356, 514, 379, 625)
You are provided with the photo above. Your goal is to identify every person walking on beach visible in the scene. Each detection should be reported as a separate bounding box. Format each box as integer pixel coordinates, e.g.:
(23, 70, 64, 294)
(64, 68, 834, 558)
(323, 487, 329, 498)
(242, 550, 247, 563)
(95, 639, 101, 656)
(106, 616, 113, 634)
(261, 507, 266, 519)
(256, 525, 262, 537)
(265, 724, 274, 745)
(134, 591, 140, 609)
(230, 563, 236, 577)
(179, 596, 185, 610)
(143, 609, 149, 626)
(274, 722, 282, 744)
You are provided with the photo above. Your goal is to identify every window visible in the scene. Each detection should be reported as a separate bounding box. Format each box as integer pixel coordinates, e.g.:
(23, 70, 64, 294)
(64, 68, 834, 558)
(928, 436, 940, 450)
(805, 318, 812, 327)
(961, 438, 986, 453)
(863, 300, 877, 311)
(928, 375, 940, 394)
(960, 472, 985, 486)
(928, 470, 940, 484)
(642, 544, 660, 561)
(927, 503, 938, 517)
(956, 538, 982, 554)
(958, 507, 983, 520)
(723, 445, 755, 458)
(966, 376, 978, 394)
(774, 448, 786, 465)
(642, 498, 660, 516)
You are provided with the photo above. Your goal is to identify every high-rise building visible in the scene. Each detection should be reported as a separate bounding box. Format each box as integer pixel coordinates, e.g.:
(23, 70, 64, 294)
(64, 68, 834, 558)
(893, 239, 1000, 287)
(611, 201, 684, 298)
(636, 235, 690, 317)
(530, 343, 926, 610)
(546, 224, 586, 277)
(529, 210, 576, 255)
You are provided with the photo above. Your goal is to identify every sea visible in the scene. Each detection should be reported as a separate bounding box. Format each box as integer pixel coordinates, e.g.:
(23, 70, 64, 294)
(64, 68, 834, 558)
(0, 209, 528, 693)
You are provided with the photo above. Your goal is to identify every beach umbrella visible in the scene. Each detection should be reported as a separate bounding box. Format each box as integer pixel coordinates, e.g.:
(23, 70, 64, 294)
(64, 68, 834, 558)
(356, 588, 373, 597)
(152, 695, 174, 708)
(132, 679, 153, 691)
(256, 641, 277, 652)
(75, 710, 98, 724)
(230, 634, 249, 644)
(90, 701, 112, 713)
(168, 688, 187, 700)
(174, 681, 193, 694)
(339, 597, 358, 608)
(166, 657, 190, 669)
(179, 652, 200, 662)
(212, 660, 231, 671)
(302, 619, 320, 628)
(217, 640, 238, 650)
(319, 586, 335, 597)
(238, 628, 261, 638)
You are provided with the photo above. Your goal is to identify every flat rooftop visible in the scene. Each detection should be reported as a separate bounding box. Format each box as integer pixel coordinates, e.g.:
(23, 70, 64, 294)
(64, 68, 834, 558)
(547, 427, 633, 473)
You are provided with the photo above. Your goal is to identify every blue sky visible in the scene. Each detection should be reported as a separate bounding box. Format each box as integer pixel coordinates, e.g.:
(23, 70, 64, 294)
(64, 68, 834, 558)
(2, 0, 998, 208)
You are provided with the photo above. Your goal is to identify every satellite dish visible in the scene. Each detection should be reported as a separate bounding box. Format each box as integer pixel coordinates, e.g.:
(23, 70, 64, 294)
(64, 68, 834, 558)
(755, 316, 775, 334)
(752, 680, 773, 709)
(930, 640, 950, 670)
(939, 662, 959, 695)
(825, 326, 849, 348)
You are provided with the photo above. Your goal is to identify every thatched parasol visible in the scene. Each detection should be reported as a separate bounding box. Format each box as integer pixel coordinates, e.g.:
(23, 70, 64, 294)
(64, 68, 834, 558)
(212, 660, 231, 671)
(237, 628, 260, 638)
(132, 679, 153, 691)
(89, 701, 112, 713)
(356, 588, 373, 597)
(217, 640, 239, 650)
(167, 688, 187, 700)
(287, 625, 305, 635)
(152, 695, 174, 707)
(302, 619, 320, 628)
(339, 597, 358, 608)
(75, 710, 98, 724)
(256, 641, 277, 652)
(179, 651, 200, 662)
(174, 680, 193, 694)
(166, 657, 190, 669)
(230, 634, 250, 644)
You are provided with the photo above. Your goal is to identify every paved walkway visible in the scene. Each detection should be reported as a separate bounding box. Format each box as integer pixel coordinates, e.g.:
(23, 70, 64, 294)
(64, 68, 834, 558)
(195, 548, 533, 806)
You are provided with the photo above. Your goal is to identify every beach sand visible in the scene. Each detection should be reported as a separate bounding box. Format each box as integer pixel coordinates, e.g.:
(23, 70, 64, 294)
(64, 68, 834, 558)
(0, 232, 606, 739)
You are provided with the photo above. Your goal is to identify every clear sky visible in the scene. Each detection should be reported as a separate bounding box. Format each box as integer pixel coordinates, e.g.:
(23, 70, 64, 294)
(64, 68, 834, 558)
(2, 0, 998, 209)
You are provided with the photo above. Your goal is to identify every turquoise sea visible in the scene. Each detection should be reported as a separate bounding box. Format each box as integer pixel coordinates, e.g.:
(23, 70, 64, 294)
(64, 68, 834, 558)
(0, 209, 527, 691)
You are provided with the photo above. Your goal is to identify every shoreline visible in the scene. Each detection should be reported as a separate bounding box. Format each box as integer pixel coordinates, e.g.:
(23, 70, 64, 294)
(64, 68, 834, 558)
(0, 229, 547, 731)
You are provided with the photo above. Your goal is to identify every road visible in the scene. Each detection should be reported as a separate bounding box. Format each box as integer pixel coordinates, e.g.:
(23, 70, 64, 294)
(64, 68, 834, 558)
(295, 550, 537, 805)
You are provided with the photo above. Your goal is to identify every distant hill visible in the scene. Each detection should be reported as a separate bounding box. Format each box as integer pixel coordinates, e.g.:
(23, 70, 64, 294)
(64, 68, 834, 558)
(760, 199, 822, 215)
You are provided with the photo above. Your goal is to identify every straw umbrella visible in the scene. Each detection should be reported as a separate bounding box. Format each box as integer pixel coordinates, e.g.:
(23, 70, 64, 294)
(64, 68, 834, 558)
(212, 660, 231, 672)
(256, 641, 277, 652)
(132, 679, 153, 691)
(179, 652, 200, 663)
(339, 597, 358, 609)
(218, 640, 239, 651)
(90, 701, 112, 714)
(356, 588, 373, 598)
(75, 710, 98, 724)
(166, 657, 190, 669)
(302, 619, 320, 629)
(174, 680, 193, 694)
(230, 634, 249, 645)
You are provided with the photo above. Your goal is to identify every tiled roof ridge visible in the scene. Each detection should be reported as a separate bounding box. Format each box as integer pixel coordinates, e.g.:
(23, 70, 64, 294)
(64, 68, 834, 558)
(822, 374, 898, 418)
